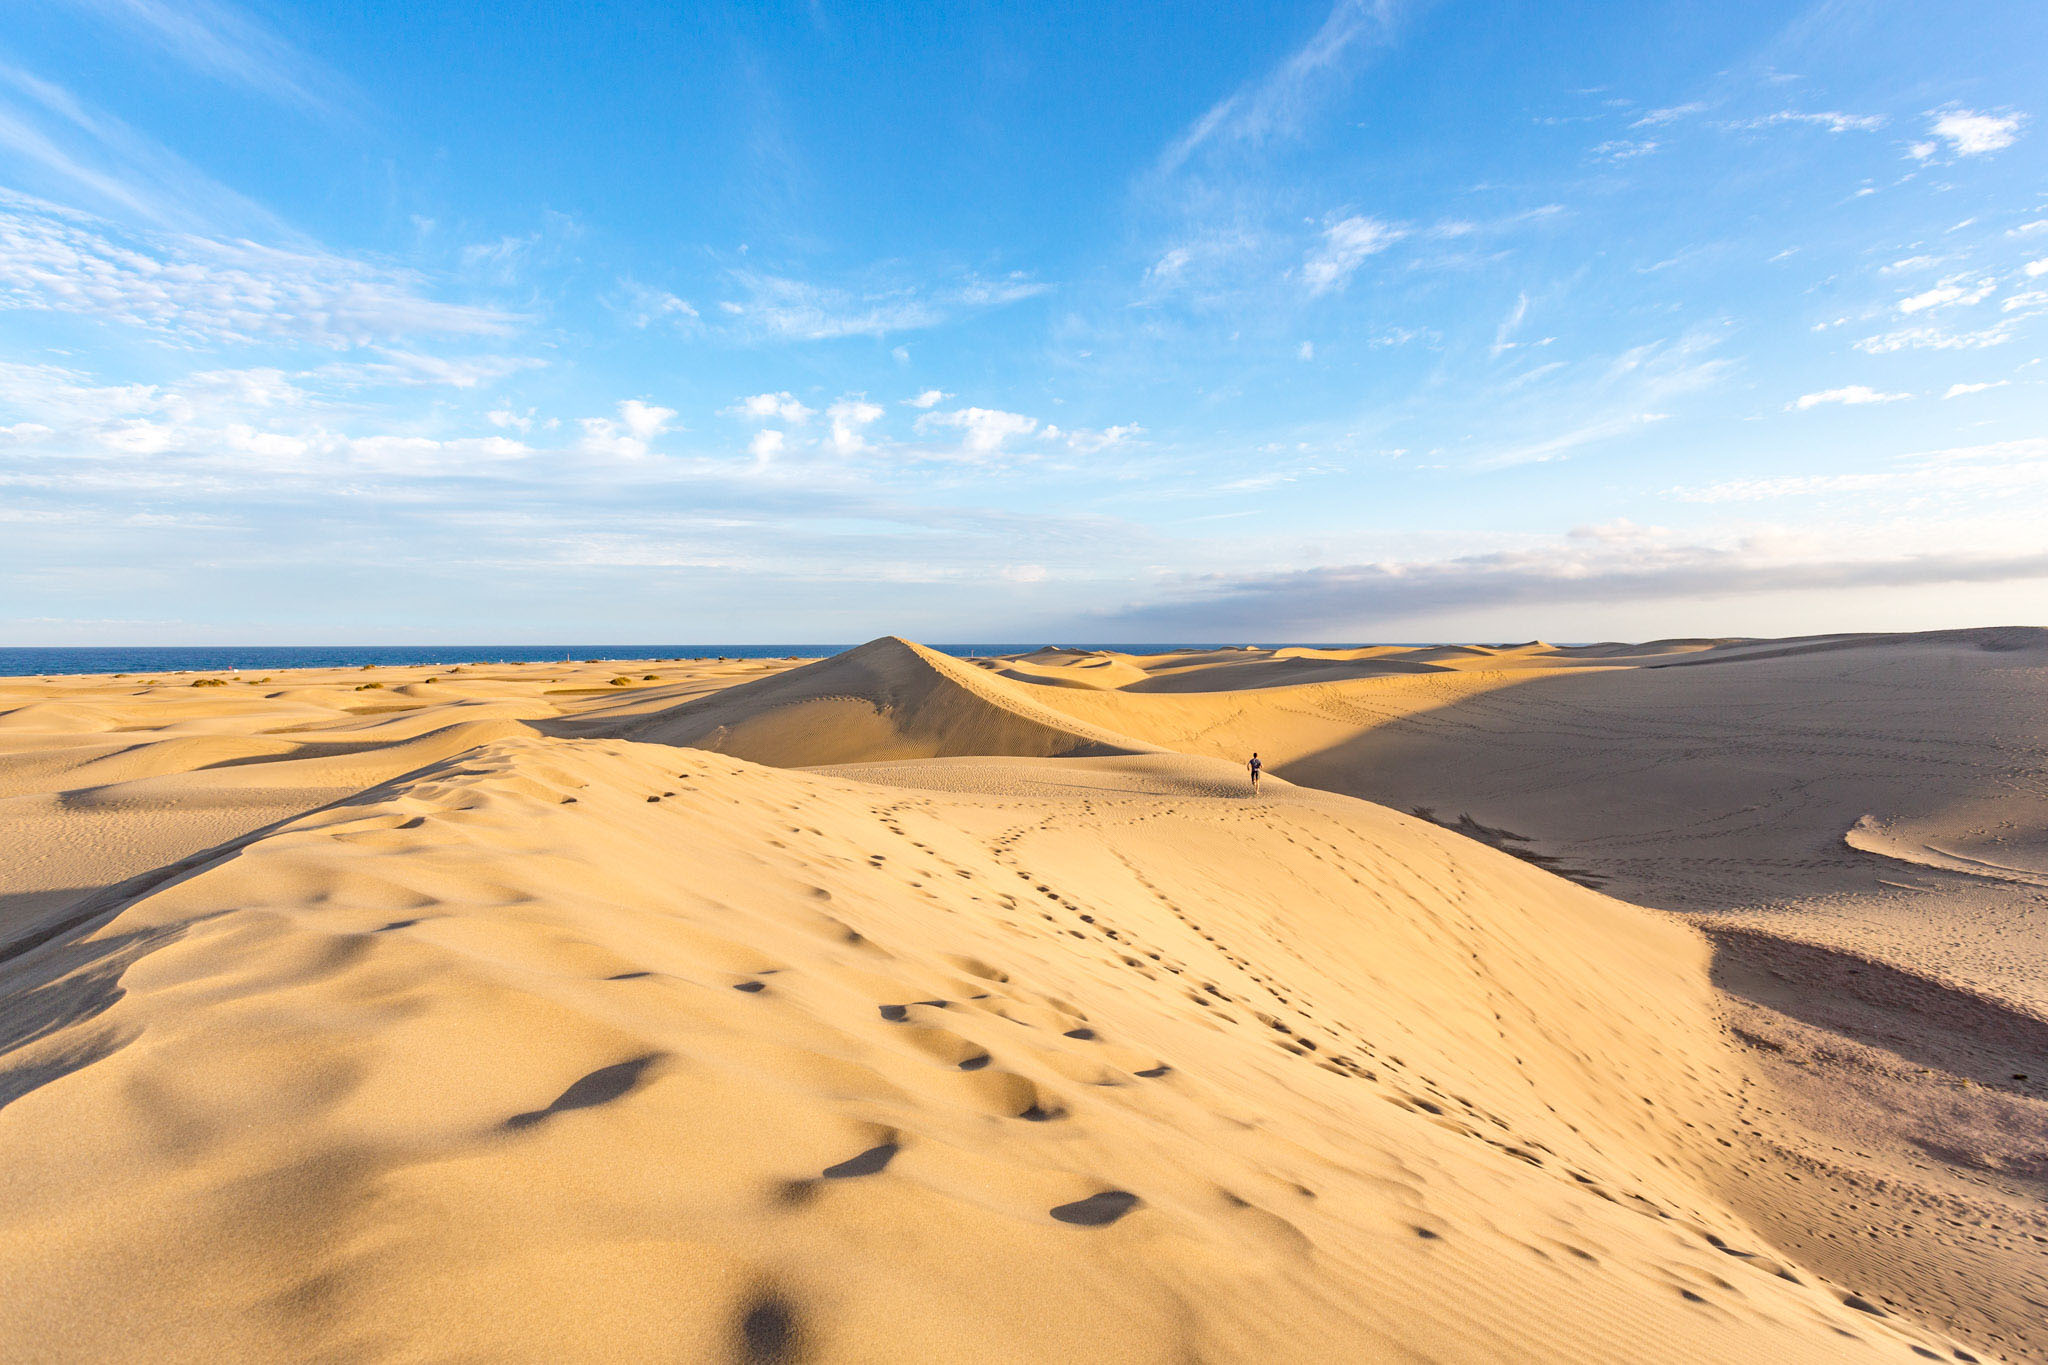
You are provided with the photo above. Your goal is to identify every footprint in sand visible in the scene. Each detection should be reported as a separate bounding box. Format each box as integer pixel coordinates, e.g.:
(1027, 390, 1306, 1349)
(821, 1142, 899, 1178)
(1049, 1191, 1140, 1226)
(504, 1054, 660, 1130)
(738, 1296, 801, 1365)
(878, 1000, 949, 1022)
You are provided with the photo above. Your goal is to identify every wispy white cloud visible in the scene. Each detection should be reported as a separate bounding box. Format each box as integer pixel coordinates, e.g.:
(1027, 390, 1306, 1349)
(1791, 385, 1909, 409)
(1423, 204, 1565, 242)
(1631, 102, 1706, 128)
(1911, 107, 2026, 160)
(1043, 423, 1143, 454)
(903, 388, 950, 409)
(1853, 321, 2016, 353)
(1489, 292, 1530, 357)
(1138, 227, 1266, 302)
(1301, 214, 1405, 294)
(1467, 329, 1731, 469)
(486, 407, 553, 434)
(715, 267, 1047, 341)
(1155, 0, 1404, 176)
(1671, 437, 2048, 503)
(0, 357, 537, 473)
(1588, 138, 1658, 163)
(1897, 274, 1994, 313)
(1474, 410, 1668, 468)
(0, 65, 287, 232)
(578, 400, 675, 459)
(825, 396, 883, 455)
(610, 279, 698, 329)
(64, 0, 349, 118)
(455, 212, 581, 287)
(730, 391, 814, 424)
(0, 193, 520, 347)
(1737, 110, 1885, 134)
(322, 350, 541, 390)
(1945, 380, 2008, 398)
(916, 406, 1038, 454)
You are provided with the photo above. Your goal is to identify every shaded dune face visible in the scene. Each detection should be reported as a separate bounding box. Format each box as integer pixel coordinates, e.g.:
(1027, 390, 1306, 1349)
(0, 737, 1974, 1361)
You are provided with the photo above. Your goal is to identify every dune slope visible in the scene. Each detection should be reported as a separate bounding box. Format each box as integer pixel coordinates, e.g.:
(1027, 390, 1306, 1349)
(0, 736, 1973, 1362)
(0, 656, 811, 966)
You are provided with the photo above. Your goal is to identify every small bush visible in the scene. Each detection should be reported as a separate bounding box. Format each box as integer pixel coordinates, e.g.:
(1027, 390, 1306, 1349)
(190, 678, 228, 687)
(355, 681, 384, 691)
(642, 674, 658, 680)
(608, 676, 632, 686)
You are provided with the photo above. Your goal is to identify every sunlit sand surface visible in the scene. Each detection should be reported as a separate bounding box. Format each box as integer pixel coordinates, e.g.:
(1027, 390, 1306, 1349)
(3, 633, 2042, 1361)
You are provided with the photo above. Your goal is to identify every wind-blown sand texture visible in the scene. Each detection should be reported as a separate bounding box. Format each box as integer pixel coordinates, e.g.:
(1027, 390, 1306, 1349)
(1, 634, 2042, 1362)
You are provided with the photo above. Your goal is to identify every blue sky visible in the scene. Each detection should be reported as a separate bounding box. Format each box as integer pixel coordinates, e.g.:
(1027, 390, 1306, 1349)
(2, 0, 2045, 644)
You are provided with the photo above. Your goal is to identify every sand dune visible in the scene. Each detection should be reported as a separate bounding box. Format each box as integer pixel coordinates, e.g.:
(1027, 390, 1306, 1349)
(583, 636, 1158, 764)
(1, 634, 2043, 1361)
(1123, 653, 1452, 692)
(0, 736, 1978, 1361)
(973, 654, 1155, 690)
(0, 658, 809, 969)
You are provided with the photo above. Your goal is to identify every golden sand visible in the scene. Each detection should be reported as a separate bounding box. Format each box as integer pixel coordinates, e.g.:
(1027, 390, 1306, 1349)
(3, 634, 2042, 1361)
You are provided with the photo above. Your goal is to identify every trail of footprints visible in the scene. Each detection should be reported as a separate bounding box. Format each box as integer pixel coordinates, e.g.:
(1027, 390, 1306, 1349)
(535, 775, 1166, 1227)
(484, 761, 1975, 1354)
(979, 800, 1956, 1342)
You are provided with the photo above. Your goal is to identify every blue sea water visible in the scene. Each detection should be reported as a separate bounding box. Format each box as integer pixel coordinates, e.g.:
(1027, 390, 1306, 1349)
(0, 643, 1268, 678)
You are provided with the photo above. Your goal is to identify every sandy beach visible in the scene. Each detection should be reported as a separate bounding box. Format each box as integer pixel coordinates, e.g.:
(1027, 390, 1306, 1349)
(0, 631, 2041, 1361)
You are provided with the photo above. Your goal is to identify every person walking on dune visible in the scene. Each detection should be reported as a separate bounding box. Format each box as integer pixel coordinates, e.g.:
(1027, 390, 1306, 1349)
(1248, 752, 1262, 796)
